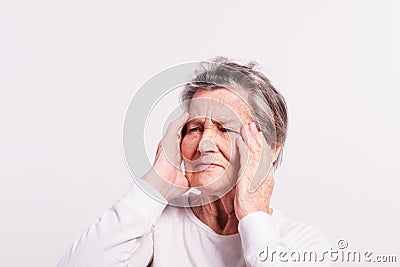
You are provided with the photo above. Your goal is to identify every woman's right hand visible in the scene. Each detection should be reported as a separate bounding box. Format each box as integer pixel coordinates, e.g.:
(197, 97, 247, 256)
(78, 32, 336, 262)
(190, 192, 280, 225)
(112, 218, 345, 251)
(142, 112, 190, 201)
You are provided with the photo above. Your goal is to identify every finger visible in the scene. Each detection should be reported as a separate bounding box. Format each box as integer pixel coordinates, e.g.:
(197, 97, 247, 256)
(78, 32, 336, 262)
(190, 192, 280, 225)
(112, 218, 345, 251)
(248, 144, 275, 193)
(162, 112, 189, 168)
(240, 123, 250, 144)
(242, 122, 257, 145)
(249, 163, 273, 193)
(249, 122, 263, 148)
(154, 140, 163, 164)
(236, 136, 249, 182)
(266, 166, 275, 181)
(166, 112, 189, 138)
(249, 122, 258, 137)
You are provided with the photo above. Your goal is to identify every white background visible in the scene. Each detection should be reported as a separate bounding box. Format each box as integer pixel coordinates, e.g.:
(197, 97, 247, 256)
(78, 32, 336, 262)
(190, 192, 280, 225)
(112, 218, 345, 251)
(1, 1, 399, 266)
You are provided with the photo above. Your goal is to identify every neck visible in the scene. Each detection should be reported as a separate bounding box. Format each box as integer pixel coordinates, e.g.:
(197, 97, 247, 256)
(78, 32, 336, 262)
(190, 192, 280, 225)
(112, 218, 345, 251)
(190, 188, 239, 235)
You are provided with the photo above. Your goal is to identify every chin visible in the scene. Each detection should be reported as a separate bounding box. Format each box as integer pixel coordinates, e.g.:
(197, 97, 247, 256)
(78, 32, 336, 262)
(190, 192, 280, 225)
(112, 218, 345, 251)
(188, 172, 236, 196)
(187, 173, 220, 188)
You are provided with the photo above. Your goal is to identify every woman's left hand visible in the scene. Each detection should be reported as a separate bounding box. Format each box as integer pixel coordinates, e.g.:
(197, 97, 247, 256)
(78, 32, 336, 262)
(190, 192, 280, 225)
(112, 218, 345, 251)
(234, 122, 275, 221)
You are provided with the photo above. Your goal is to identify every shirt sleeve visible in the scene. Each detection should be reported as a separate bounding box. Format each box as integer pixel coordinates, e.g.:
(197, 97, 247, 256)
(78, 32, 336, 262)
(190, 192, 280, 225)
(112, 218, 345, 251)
(238, 211, 331, 267)
(57, 180, 167, 267)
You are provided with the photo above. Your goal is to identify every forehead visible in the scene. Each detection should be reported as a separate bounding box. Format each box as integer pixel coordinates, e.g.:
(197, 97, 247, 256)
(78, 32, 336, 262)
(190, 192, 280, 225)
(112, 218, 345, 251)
(188, 88, 253, 123)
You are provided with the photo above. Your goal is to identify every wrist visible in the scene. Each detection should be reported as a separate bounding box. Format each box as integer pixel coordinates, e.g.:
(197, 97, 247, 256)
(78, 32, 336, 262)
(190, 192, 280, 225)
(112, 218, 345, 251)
(142, 169, 171, 201)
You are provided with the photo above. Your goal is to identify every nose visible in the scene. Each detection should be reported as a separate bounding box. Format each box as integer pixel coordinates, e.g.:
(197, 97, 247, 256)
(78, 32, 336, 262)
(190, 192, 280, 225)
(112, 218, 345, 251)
(198, 124, 219, 154)
(198, 137, 218, 154)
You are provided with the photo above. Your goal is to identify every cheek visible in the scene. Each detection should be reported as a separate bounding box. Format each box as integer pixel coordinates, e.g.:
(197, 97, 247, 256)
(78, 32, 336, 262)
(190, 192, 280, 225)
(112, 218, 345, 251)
(225, 135, 243, 170)
(181, 136, 199, 159)
(218, 135, 235, 162)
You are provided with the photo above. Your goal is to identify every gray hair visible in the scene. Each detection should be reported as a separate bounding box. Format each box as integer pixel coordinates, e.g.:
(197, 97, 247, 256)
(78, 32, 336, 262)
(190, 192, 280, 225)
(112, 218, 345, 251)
(180, 57, 288, 169)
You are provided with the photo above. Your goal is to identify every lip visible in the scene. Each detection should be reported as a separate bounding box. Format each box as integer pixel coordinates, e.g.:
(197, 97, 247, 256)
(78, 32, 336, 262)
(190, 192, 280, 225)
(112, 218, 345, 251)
(197, 162, 224, 169)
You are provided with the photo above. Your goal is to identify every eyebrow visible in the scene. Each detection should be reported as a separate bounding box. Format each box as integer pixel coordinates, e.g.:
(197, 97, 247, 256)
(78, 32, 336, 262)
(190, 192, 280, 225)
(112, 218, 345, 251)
(186, 118, 204, 125)
(213, 119, 239, 127)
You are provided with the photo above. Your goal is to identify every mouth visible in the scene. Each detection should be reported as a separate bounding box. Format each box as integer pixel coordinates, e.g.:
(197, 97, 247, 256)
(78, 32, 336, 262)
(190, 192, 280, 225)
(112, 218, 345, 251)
(196, 162, 224, 170)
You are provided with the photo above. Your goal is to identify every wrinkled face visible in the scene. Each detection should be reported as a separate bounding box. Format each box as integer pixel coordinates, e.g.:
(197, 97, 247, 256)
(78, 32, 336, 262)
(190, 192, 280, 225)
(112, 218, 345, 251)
(181, 88, 253, 195)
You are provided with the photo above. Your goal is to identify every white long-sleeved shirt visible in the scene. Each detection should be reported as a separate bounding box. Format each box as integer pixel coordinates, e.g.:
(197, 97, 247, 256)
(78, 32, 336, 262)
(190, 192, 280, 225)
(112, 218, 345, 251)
(57, 181, 331, 266)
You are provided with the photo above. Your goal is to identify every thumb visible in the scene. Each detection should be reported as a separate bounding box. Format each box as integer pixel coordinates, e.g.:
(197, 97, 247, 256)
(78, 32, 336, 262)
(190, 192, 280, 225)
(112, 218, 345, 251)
(162, 112, 189, 168)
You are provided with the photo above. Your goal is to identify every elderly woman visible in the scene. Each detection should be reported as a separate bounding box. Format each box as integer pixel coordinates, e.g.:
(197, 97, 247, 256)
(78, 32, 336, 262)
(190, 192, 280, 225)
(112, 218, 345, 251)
(58, 58, 330, 267)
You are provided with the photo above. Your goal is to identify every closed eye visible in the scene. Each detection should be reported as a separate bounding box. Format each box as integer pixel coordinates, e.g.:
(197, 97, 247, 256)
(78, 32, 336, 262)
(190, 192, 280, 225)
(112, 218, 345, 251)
(219, 126, 237, 133)
(188, 127, 201, 133)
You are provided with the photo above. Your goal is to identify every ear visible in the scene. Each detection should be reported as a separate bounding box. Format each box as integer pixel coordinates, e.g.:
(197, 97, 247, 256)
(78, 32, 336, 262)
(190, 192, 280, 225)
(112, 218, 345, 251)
(272, 142, 282, 164)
